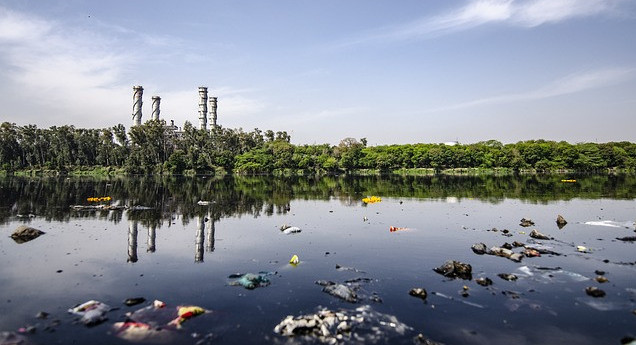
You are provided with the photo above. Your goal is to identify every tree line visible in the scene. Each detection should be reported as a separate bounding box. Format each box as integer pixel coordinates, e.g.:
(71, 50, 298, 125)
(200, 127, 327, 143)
(1, 121, 635, 174)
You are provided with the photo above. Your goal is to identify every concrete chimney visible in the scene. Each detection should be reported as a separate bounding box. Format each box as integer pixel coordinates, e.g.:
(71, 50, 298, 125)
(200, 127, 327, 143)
(209, 96, 218, 129)
(151, 96, 161, 121)
(132, 86, 143, 126)
(198, 87, 208, 130)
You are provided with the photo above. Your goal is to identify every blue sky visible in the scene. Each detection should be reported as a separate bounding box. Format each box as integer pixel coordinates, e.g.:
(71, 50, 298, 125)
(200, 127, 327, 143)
(0, 0, 635, 145)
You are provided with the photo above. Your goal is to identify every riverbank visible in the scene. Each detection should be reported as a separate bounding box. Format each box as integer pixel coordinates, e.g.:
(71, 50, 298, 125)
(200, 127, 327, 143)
(2, 166, 634, 177)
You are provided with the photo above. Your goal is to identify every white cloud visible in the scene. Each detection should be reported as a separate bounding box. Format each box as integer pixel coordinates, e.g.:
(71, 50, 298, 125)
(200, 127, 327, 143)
(0, 6, 136, 127)
(340, 0, 626, 46)
(427, 67, 636, 112)
(515, 0, 615, 27)
(0, 7, 51, 42)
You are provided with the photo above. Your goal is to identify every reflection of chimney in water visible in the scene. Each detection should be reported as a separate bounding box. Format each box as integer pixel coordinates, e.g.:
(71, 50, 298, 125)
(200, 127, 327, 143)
(195, 216, 205, 262)
(147, 225, 156, 253)
(127, 220, 138, 263)
(206, 216, 215, 252)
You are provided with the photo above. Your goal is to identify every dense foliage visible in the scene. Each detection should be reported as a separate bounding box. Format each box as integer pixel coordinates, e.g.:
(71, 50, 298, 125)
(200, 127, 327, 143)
(1, 121, 635, 174)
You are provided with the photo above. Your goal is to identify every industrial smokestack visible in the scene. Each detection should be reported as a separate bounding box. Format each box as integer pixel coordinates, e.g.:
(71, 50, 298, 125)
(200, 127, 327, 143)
(198, 87, 208, 130)
(151, 96, 161, 121)
(209, 96, 218, 129)
(132, 86, 143, 126)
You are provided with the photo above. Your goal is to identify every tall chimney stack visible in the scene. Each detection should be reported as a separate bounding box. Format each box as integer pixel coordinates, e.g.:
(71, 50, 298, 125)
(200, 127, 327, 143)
(198, 87, 208, 130)
(132, 86, 143, 126)
(209, 96, 218, 129)
(151, 96, 161, 121)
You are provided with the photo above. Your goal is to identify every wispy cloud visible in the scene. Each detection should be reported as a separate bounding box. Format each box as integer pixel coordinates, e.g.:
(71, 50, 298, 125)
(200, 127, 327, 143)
(0, 6, 263, 128)
(339, 0, 626, 46)
(0, 6, 135, 126)
(427, 67, 636, 112)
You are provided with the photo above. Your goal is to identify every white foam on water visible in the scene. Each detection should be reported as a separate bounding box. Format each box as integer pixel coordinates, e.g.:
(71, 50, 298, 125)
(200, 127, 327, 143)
(583, 220, 635, 228)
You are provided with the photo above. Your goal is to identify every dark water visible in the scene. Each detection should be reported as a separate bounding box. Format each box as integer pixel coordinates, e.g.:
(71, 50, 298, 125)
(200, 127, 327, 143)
(0, 175, 635, 344)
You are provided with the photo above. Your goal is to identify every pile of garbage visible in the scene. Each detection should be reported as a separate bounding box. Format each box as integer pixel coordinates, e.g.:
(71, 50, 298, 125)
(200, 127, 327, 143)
(274, 305, 421, 344)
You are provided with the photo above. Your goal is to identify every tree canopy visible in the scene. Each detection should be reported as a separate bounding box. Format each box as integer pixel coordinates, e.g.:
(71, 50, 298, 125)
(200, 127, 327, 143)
(1, 122, 635, 174)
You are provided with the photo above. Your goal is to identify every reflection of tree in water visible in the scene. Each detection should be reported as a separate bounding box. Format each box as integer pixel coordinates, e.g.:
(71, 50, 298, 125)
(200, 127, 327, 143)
(1, 174, 635, 227)
(1, 174, 635, 263)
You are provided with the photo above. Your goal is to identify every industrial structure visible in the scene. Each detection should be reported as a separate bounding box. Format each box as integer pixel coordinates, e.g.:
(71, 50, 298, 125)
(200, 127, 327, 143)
(131, 85, 218, 131)
(209, 96, 218, 128)
(132, 86, 143, 126)
(151, 96, 161, 121)
(198, 87, 208, 130)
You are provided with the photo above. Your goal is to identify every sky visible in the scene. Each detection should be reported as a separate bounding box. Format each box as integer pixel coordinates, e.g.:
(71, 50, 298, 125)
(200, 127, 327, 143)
(0, 0, 635, 145)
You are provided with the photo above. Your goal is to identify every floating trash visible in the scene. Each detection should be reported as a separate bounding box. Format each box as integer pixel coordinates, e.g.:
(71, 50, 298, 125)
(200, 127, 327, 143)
(124, 297, 146, 307)
(316, 277, 380, 304)
(319, 282, 358, 303)
(595, 276, 609, 283)
(471, 243, 488, 255)
(113, 300, 208, 342)
(122, 300, 173, 329)
(561, 179, 576, 183)
(228, 272, 275, 289)
(87, 196, 112, 202)
(169, 306, 207, 328)
(584, 220, 635, 229)
(128, 206, 154, 211)
(112, 321, 176, 343)
(529, 229, 551, 240)
(498, 273, 518, 281)
(70, 205, 126, 211)
(274, 305, 415, 344)
(409, 288, 428, 301)
(289, 255, 300, 265)
(335, 264, 366, 273)
(362, 196, 382, 204)
(68, 300, 111, 326)
(523, 248, 541, 257)
(514, 265, 589, 283)
(433, 260, 472, 280)
(488, 246, 523, 262)
(475, 277, 493, 286)
(280, 225, 302, 234)
(576, 246, 589, 253)
(519, 218, 535, 227)
(585, 287, 606, 298)
(556, 215, 568, 228)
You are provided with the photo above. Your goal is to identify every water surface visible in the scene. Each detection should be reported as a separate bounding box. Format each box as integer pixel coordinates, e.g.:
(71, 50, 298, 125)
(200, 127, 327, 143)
(0, 175, 635, 344)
